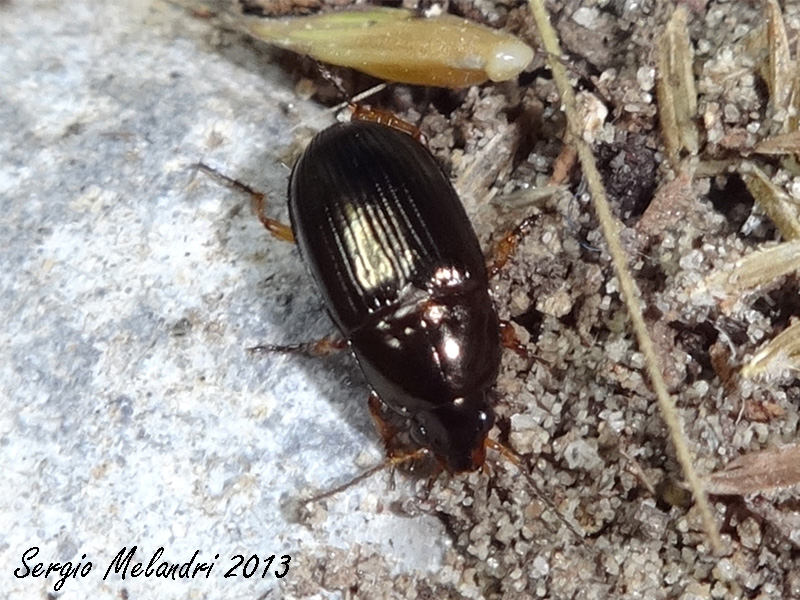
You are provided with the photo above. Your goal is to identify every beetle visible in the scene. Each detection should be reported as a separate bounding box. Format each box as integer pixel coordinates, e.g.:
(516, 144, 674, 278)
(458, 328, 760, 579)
(287, 119, 503, 473)
(198, 115, 513, 473)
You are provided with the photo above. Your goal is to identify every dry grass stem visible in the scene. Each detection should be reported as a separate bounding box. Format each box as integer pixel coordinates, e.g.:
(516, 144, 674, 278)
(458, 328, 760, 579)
(527, 0, 724, 555)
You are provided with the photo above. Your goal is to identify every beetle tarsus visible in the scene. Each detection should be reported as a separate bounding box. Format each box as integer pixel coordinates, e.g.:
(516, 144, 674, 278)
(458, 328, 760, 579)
(194, 162, 295, 243)
(485, 437, 522, 467)
(248, 336, 346, 358)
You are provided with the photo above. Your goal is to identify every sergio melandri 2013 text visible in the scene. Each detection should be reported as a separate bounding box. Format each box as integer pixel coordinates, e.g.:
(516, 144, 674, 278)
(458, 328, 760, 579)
(14, 545, 292, 591)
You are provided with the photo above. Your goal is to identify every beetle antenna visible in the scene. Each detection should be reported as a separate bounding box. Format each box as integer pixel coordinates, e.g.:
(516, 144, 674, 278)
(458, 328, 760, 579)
(312, 62, 389, 120)
(326, 83, 389, 124)
(486, 437, 522, 466)
(486, 438, 589, 546)
(287, 81, 390, 138)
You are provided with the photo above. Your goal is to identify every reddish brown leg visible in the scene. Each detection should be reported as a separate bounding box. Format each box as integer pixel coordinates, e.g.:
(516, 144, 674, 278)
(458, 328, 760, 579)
(195, 163, 340, 359)
(194, 162, 295, 243)
(248, 336, 347, 358)
(499, 320, 530, 362)
(299, 397, 429, 506)
(486, 215, 536, 279)
(368, 393, 432, 467)
(368, 392, 403, 457)
(348, 104, 424, 142)
(485, 438, 522, 468)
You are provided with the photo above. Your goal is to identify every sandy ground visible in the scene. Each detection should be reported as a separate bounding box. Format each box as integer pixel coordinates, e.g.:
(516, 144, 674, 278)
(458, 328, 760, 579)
(2, 0, 799, 598)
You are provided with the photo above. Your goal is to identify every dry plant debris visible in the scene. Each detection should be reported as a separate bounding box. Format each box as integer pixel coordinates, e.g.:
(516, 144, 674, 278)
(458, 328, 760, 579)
(703, 442, 800, 496)
(656, 5, 699, 167)
(741, 163, 800, 240)
(742, 319, 800, 380)
(704, 240, 800, 305)
(764, 0, 796, 132)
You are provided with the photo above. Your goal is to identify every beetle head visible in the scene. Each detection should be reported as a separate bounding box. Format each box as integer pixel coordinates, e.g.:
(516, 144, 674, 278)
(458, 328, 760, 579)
(411, 396, 495, 473)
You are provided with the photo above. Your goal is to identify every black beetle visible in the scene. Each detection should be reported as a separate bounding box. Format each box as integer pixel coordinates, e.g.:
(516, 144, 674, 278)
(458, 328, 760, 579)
(289, 119, 503, 473)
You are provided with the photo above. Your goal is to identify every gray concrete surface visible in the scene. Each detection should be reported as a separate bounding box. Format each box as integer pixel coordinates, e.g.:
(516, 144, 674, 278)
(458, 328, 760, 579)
(0, 2, 445, 598)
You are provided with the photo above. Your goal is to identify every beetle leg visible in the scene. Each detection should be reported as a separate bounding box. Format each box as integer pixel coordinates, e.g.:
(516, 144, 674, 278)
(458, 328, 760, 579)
(485, 437, 522, 467)
(194, 162, 295, 243)
(486, 215, 537, 278)
(367, 393, 434, 466)
(299, 460, 390, 507)
(299, 445, 430, 508)
(348, 104, 425, 142)
(423, 466, 444, 497)
(248, 335, 346, 358)
(367, 392, 403, 455)
(499, 320, 530, 362)
(251, 189, 296, 243)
